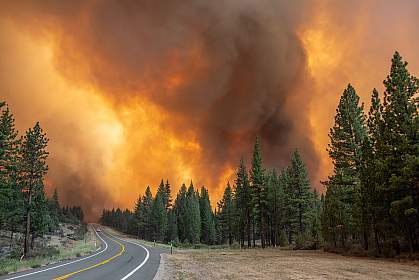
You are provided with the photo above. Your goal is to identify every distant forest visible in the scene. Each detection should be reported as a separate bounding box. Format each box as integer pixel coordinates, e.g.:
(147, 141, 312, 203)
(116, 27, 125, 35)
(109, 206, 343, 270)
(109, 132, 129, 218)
(101, 52, 418, 256)
(0, 104, 84, 258)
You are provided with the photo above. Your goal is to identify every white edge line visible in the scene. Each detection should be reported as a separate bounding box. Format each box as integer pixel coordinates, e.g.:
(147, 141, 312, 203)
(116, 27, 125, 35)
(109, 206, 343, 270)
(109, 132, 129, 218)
(4, 226, 109, 280)
(104, 232, 150, 280)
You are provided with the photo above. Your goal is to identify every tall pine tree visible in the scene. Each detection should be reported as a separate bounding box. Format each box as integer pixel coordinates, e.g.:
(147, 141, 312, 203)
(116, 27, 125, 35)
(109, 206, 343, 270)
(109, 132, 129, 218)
(19, 122, 49, 257)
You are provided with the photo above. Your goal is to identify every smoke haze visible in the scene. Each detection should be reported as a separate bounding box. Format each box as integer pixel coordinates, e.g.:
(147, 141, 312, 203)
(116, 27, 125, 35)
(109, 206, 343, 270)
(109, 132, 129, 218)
(1, 0, 418, 220)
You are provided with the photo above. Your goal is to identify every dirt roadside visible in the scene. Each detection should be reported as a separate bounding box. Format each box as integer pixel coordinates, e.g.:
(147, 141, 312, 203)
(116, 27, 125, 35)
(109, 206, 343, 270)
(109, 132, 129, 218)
(154, 248, 419, 280)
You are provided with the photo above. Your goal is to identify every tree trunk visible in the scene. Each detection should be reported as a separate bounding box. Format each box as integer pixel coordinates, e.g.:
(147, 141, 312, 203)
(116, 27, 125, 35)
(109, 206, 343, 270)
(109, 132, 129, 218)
(241, 221, 245, 247)
(252, 216, 256, 247)
(374, 227, 381, 255)
(31, 232, 36, 249)
(24, 187, 32, 258)
(363, 226, 369, 251)
(246, 211, 251, 248)
(407, 225, 414, 255)
(9, 230, 13, 250)
(299, 204, 303, 233)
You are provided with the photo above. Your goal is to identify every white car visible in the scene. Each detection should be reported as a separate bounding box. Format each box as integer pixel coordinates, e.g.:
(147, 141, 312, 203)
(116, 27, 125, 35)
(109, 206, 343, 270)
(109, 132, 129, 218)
(96, 229, 101, 232)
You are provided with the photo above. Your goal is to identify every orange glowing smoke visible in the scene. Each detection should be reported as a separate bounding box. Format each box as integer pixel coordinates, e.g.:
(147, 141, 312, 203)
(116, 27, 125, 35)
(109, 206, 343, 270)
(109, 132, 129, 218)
(1, 1, 418, 220)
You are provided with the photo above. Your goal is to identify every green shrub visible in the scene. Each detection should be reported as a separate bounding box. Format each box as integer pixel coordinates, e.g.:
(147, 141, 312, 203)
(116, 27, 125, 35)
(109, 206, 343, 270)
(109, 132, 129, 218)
(295, 232, 315, 250)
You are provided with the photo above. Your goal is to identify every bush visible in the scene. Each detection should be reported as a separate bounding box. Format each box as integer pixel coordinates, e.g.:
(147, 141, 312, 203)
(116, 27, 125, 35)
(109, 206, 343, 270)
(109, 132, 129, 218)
(74, 225, 87, 240)
(279, 230, 289, 247)
(295, 232, 316, 250)
(27, 246, 59, 258)
(381, 242, 396, 258)
(347, 244, 368, 257)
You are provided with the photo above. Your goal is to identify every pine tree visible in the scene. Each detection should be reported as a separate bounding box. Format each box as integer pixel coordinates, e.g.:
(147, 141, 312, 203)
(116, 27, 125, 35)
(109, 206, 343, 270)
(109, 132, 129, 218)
(166, 209, 178, 243)
(47, 188, 61, 230)
(289, 150, 312, 234)
(358, 88, 383, 251)
(164, 180, 172, 210)
(185, 181, 200, 244)
(174, 183, 188, 242)
(218, 182, 234, 245)
(19, 122, 49, 257)
(0, 104, 22, 240)
(156, 179, 167, 208)
(133, 195, 143, 238)
(234, 158, 252, 247)
(250, 137, 267, 248)
(30, 188, 50, 243)
(151, 192, 168, 242)
(199, 186, 213, 244)
(325, 84, 367, 247)
(143, 187, 154, 240)
(380, 52, 419, 252)
(0, 105, 19, 179)
(281, 167, 297, 243)
(307, 190, 322, 249)
(266, 169, 282, 246)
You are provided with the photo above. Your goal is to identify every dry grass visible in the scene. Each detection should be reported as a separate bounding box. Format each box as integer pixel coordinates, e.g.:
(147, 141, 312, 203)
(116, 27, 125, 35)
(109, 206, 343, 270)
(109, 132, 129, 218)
(155, 248, 419, 280)
(0, 225, 97, 276)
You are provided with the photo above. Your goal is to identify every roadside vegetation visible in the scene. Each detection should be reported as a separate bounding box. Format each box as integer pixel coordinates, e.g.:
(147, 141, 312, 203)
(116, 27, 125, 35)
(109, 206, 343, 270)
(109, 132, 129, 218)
(0, 102, 91, 275)
(101, 52, 418, 258)
(0, 225, 97, 275)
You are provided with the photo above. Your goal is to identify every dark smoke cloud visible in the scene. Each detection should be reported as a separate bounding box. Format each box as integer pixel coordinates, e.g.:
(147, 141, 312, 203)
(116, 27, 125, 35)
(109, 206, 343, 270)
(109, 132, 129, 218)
(1, 0, 321, 219)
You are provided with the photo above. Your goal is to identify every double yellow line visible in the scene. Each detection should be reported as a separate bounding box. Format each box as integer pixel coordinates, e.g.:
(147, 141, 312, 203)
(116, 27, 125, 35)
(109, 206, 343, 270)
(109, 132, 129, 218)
(54, 232, 125, 280)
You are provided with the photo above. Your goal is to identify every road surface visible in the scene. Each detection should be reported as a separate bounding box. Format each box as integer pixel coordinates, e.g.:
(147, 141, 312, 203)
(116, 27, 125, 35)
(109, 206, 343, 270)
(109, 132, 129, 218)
(0, 226, 166, 280)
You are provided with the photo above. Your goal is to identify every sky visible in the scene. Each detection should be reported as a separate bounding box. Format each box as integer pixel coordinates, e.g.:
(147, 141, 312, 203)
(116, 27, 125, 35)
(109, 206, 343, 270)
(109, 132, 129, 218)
(1, 0, 418, 221)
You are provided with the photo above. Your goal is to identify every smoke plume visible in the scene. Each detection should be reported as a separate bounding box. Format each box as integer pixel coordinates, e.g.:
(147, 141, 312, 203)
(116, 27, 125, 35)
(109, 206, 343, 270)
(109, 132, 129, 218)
(1, 0, 418, 220)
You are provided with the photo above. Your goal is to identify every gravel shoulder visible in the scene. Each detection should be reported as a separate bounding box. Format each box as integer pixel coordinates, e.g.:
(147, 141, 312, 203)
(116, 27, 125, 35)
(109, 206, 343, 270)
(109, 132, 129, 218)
(154, 248, 419, 280)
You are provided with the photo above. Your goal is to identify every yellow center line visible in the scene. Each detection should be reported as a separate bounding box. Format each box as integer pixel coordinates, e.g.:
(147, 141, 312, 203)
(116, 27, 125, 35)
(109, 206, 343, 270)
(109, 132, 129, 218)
(54, 232, 125, 280)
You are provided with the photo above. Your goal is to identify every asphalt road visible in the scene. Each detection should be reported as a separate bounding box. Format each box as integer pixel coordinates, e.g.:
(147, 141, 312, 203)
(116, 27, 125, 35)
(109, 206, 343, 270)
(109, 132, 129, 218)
(0, 226, 166, 280)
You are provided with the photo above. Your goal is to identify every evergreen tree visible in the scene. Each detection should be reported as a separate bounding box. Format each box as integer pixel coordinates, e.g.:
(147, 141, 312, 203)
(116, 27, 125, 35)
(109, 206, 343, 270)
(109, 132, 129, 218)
(199, 186, 214, 244)
(174, 183, 188, 242)
(164, 180, 172, 210)
(166, 209, 178, 243)
(281, 167, 297, 243)
(266, 169, 282, 246)
(358, 88, 383, 251)
(133, 195, 143, 238)
(19, 122, 49, 257)
(47, 188, 61, 230)
(185, 181, 200, 243)
(151, 192, 168, 242)
(0, 104, 23, 240)
(30, 188, 50, 243)
(234, 158, 252, 247)
(289, 150, 312, 234)
(380, 52, 419, 252)
(142, 186, 154, 240)
(325, 84, 367, 247)
(218, 182, 234, 245)
(250, 137, 267, 248)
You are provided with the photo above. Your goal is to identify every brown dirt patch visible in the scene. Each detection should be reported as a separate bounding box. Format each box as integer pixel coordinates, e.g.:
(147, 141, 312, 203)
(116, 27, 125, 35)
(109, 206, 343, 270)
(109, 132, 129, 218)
(155, 249, 419, 280)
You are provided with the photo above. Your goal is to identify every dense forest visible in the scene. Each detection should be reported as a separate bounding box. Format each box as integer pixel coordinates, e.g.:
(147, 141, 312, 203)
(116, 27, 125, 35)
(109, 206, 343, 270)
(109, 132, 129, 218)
(0, 103, 84, 258)
(101, 52, 418, 256)
(101, 144, 321, 249)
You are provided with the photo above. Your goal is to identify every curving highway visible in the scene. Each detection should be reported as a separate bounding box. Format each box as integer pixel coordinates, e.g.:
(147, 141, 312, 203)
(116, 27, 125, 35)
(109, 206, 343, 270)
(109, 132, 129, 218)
(0, 226, 165, 280)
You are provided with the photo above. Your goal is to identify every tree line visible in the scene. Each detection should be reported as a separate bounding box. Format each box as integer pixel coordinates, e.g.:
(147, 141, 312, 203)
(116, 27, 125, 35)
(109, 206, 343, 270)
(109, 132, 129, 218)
(101, 138, 322, 248)
(101, 52, 418, 257)
(0, 103, 84, 258)
(322, 52, 418, 256)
